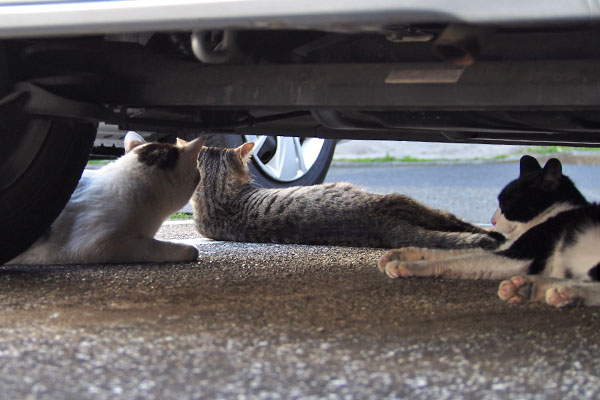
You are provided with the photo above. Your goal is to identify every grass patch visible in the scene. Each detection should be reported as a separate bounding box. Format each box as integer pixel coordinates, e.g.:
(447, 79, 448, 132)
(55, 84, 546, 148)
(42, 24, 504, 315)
(473, 154, 510, 161)
(86, 159, 111, 166)
(527, 146, 600, 155)
(169, 212, 193, 220)
(334, 153, 510, 163)
(334, 153, 439, 163)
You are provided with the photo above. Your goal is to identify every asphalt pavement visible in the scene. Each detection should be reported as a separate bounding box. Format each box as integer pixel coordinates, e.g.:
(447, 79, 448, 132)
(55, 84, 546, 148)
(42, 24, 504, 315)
(2, 223, 600, 399)
(325, 161, 600, 224)
(2, 146, 600, 399)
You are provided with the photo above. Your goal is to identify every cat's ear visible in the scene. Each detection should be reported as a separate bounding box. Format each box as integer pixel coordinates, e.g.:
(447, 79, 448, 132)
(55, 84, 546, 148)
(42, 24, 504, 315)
(519, 155, 542, 177)
(237, 142, 255, 164)
(182, 136, 205, 159)
(124, 131, 146, 153)
(541, 158, 563, 189)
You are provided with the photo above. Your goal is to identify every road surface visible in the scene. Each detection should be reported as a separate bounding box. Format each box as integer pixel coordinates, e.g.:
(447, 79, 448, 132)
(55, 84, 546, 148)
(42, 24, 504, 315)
(1, 159, 600, 399)
(325, 160, 600, 223)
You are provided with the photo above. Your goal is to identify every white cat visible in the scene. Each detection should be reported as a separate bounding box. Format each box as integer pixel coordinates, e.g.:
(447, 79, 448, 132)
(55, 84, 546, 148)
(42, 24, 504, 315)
(8, 132, 203, 265)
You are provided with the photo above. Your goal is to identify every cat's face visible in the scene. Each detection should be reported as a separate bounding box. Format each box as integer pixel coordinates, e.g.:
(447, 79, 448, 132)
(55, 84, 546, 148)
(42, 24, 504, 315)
(491, 155, 584, 239)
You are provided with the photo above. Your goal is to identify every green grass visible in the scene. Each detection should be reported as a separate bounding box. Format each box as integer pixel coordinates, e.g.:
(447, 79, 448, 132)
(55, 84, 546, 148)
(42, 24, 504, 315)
(86, 159, 111, 166)
(334, 153, 439, 163)
(334, 152, 510, 163)
(526, 146, 600, 155)
(484, 154, 510, 161)
(169, 212, 193, 220)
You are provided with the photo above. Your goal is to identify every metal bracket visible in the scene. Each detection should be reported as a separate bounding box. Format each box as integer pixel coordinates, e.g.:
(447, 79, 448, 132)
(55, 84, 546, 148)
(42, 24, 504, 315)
(12, 82, 109, 122)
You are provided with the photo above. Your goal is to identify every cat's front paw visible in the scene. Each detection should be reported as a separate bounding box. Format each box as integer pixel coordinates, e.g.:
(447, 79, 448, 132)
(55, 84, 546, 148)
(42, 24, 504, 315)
(379, 249, 418, 279)
(498, 275, 535, 303)
(499, 276, 580, 307)
(181, 245, 199, 261)
(379, 247, 427, 267)
(545, 286, 578, 308)
(169, 243, 199, 262)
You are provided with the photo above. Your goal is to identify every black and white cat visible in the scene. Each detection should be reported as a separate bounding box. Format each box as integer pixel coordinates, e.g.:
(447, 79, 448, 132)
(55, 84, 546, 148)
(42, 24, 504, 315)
(380, 155, 600, 307)
(7, 132, 204, 265)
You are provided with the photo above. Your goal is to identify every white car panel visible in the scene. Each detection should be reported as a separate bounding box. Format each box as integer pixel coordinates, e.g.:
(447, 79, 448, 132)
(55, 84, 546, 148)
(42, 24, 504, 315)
(0, 0, 597, 38)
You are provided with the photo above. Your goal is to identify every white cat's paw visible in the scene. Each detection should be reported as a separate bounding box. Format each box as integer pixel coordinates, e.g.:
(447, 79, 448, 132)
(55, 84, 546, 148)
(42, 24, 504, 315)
(167, 243, 199, 262)
(180, 245, 199, 262)
(498, 275, 535, 304)
(379, 248, 427, 271)
(379, 249, 416, 279)
(498, 276, 579, 307)
(545, 286, 578, 308)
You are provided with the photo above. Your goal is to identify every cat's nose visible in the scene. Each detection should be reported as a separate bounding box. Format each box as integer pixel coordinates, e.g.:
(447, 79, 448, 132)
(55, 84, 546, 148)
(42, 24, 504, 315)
(491, 208, 500, 226)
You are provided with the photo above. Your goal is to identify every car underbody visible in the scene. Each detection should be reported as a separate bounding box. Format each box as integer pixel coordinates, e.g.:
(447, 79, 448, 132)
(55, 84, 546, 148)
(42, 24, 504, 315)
(3, 13, 600, 147)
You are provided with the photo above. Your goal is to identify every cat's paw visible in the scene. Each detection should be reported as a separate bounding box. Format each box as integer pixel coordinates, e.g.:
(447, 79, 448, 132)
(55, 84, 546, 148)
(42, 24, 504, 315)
(379, 248, 427, 267)
(169, 243, 199, 262)
(499, 276, 581, 307)
(181, 245, 199, 261)
(545, 286, 578, 308)
(498, 275, 535, 303)
(383, 260, 414, 279)
(379, 249, 418, 278)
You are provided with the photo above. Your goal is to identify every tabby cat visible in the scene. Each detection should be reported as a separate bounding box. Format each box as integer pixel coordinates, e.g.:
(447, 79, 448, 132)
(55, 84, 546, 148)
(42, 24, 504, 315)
(7, 132, 204, 265)
(380, 155, 600, 307)
(192, 143, 503, 250)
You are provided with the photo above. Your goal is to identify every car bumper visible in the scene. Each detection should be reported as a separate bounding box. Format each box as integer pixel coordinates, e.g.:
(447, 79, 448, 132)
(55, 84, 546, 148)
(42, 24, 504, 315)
(0, 0, 598, 38)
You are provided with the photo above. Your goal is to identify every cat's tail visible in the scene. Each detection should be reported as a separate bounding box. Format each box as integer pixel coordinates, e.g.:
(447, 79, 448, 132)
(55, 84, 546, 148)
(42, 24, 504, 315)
(390, 229, 504, 251)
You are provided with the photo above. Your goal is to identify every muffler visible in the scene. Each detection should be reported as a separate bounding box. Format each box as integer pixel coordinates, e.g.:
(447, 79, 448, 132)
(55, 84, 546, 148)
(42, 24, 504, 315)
(434, 24, 492, 66)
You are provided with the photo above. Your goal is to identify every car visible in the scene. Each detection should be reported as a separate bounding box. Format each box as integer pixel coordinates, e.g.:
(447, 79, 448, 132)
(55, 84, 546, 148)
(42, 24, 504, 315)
(2, 0, 600, 264)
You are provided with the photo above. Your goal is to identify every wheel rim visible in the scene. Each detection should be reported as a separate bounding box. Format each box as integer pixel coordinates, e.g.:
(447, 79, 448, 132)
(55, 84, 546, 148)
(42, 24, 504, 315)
(243, 135, 325, 182)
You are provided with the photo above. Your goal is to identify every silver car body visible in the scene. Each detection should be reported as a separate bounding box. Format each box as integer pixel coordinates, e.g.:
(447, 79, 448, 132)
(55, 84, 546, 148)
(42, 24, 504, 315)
(0, 0, 598, 38)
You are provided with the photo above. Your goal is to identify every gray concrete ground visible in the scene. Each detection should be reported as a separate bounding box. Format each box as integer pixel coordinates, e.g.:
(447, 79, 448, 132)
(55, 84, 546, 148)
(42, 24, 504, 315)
(1, 220, 600, 399)
(3, 144, 600, 399)
(325, 161, 600, 224)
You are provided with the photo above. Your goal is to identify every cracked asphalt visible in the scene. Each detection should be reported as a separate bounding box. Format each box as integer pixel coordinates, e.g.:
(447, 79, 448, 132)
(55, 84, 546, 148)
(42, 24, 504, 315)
(1, 219, 599, 399)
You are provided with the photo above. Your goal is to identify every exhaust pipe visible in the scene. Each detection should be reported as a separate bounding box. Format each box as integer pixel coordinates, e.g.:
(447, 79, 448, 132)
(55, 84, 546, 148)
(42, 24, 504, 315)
(191, 30, 237, 64)
(434, 24, 492, 66)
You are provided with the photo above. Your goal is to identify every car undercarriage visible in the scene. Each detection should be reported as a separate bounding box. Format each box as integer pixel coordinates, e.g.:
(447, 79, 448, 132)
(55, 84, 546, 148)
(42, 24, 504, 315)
(4, 21, 600, 146)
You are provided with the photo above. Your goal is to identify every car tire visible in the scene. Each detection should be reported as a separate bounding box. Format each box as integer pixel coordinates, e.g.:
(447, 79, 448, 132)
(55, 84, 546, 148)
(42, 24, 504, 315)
(0, 118, 96, 265)
(206, 134, 336, 188)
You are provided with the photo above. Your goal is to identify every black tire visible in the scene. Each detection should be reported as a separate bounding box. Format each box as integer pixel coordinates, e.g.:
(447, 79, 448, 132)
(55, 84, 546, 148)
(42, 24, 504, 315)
(0, 118, 96, 265)
(206, 134, 336, 188)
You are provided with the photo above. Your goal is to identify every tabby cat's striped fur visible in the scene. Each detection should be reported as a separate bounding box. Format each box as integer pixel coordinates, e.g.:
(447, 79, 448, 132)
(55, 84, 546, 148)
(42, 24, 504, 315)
(192, 143, 504, 249)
